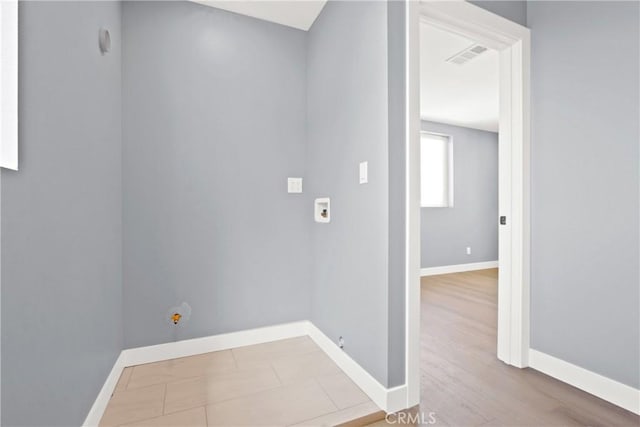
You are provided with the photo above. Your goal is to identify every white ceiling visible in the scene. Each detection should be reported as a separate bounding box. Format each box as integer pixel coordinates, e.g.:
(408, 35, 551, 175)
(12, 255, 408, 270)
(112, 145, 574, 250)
(420, 22, 499, 132)
(192, 1, 327, 31)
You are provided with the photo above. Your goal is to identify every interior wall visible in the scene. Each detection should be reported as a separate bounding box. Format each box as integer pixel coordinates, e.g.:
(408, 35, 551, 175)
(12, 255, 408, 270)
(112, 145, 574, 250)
(1, 2, 123, 425)
(306, 0, 392, 386)
(122, 1, 311, 348)
(11, 2, 638, 423)
(386, 0, 407, 388)
(528, 1, 639, 388)
(470, 0, 527, 26)
(421, 121, 498, 268)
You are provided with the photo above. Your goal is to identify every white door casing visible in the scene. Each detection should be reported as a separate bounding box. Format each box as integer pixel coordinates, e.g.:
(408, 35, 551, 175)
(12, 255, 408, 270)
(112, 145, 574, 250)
(405, 0, 531, 409)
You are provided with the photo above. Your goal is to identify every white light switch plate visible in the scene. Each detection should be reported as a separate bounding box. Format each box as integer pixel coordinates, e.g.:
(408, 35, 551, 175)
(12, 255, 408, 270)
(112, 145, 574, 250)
(288, 177, 302, 193)
(359, 161, 368, 184)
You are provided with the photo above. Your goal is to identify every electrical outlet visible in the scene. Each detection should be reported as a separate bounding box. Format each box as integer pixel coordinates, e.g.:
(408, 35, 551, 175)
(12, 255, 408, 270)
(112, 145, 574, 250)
(466, 246, 471, 255)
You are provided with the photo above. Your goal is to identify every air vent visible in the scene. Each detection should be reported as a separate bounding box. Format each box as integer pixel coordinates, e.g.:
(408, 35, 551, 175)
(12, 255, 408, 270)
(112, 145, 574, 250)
(446, 44, 488, 65)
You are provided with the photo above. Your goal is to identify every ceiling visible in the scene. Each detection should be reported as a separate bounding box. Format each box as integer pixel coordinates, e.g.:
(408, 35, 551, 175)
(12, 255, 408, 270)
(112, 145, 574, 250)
(420, 22, 499, 132)
(192, 1, 327, 31)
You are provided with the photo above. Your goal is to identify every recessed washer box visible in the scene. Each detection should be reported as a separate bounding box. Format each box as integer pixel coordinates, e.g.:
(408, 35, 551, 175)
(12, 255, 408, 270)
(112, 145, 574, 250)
(314, 198, 330, 223)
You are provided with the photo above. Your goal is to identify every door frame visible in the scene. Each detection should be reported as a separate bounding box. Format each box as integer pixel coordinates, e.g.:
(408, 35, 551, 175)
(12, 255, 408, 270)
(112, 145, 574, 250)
(404, 0, 531, 408)
(0, 0, 19, 170)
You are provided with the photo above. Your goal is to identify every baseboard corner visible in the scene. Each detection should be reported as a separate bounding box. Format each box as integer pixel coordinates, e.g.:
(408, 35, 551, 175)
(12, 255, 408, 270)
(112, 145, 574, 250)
(306, 322, 407, 413)
(83, 320, 404, 424)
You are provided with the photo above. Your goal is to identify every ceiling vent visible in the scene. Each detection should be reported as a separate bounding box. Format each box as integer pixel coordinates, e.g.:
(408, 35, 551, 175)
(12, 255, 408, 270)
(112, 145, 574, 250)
(446, 44, 488, 65)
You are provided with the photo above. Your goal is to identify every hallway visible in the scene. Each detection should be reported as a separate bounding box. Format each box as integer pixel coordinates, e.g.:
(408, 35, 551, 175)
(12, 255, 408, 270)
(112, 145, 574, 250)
(420, 270, 639, 426)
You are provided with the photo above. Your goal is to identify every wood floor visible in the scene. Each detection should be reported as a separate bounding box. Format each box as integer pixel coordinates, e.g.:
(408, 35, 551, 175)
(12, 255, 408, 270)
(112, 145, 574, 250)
(99, 336, 382, 426)
(417, 269, 639, 426)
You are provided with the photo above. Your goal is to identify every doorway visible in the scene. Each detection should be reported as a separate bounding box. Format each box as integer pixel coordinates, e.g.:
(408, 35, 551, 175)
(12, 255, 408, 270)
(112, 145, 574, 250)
(419, 20, 500, 274)
(404, 1, 531, 409)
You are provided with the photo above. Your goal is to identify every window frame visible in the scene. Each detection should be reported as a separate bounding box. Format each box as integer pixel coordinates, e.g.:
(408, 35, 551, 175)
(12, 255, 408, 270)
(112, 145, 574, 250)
(420, 131, 454, 208)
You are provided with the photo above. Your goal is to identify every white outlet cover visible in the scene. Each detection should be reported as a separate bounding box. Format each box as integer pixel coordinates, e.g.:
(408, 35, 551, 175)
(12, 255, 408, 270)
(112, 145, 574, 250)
(314, 198, 330, 223)
(288, 177, 303, 193)
(359, 161, 368, 184)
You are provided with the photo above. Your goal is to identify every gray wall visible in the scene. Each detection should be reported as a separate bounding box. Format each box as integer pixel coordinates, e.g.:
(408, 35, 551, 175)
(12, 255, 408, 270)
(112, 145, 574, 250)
(306, 1, 391, 386)
(122, 1, 311, 348)
(528, 1, 639, 388)
(1, 2, 123, 425)
(4, 3, 637, 425)
(421, 121, 498, 268)
(387, 0, 407, 388)
(470, 0, 527, 27)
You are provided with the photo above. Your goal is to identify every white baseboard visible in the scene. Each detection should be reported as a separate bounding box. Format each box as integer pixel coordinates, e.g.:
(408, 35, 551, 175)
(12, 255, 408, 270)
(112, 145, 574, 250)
(420, 260, 498, 276)
(529, 349, 640, 415)
(84, 321, 405, 425)
(83, 352, 129, 427)
(306, 322, 407, 413)
(83, 321, 308, 426)
(120, 321, 308, 367)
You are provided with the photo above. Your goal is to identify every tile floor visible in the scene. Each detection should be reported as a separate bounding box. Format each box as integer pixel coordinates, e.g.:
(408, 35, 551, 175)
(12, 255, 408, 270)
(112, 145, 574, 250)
(100, 337, 383, 426)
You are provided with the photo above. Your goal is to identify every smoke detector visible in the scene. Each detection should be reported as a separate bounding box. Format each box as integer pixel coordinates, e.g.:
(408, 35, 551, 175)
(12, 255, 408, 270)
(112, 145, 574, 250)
(446, 44, 488, 65)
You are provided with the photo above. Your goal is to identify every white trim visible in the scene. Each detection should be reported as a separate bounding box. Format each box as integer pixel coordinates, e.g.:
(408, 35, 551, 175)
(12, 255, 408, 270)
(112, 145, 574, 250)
(120, 321, 308, 367)
(0, 0, 19, 170)
(419, 0, 528, 51)
(496, 42, 514, 365)
(306, 322, 407, 413)
(406, 0, 531, 411)
(529, 349, 640, 415)
(500, 35, 531, 369)
(83, 322, 308, 426)
(84, 321, 405, 425)
(420, 260, 498, 277)
(405, 0, 422, 410)
(83, 352, 129, 427)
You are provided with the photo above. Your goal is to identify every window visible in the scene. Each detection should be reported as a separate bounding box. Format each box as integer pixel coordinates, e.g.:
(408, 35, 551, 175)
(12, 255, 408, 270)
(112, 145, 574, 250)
(0, 0, 19, 170)
(421, 132, 453, 207)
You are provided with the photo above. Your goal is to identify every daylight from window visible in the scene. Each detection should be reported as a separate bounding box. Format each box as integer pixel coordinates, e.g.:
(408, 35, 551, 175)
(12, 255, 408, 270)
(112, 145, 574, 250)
(421, 132, 452, 207)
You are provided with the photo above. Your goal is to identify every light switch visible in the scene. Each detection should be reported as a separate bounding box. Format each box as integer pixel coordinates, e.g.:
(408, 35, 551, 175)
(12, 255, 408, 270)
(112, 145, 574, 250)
(288, 177, 302, 193)
(359, 161, 368, 184)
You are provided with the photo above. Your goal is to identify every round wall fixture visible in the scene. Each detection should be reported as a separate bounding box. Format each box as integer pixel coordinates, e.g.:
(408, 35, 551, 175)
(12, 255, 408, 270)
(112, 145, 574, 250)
(99, 28, 111, 54)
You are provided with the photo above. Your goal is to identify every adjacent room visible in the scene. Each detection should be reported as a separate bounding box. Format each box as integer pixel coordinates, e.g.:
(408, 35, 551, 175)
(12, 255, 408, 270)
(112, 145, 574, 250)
(415, 4, 639, 426)
(418, 18, 503, 423)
